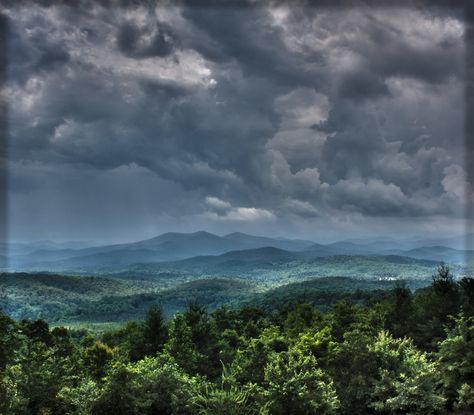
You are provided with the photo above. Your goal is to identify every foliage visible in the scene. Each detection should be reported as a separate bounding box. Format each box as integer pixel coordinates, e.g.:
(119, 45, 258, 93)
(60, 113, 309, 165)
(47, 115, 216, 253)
(0, 265, 472, 415)
(195, 366, 266, 415)
(91, 356, 199, 415)
(232, 326, 288, 385)
(263, 348, 339, 415)
(369, 331, 445, 415)
(437, 313, 474, 410)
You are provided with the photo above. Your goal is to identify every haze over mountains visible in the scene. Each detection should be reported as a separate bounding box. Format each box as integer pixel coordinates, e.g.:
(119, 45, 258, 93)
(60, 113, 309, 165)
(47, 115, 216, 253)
(2, 230, 473, 324)
(3, 231, 473, 274)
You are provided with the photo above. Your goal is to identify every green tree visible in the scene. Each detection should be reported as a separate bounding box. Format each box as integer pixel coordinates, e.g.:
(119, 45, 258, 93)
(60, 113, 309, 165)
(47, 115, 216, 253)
(294, 326, 338, 370)
(92, 355, 199, 415)
(82, 340, 117, 381)
(437, 313, 474, 410)
(3, 340, 75, 415)
(0, 313, 19, 370)
(102, 321, 146, 362)
(91, 361, 136, 415)
(459, 277, 474, 316)
(58, 379, 101, 415)
(51, 326, 75, 358)
(184, 303, 220, 378)
(263, 348, 339, 415)
(164, 313, 201, 374)
(283, 303, 322, 337)
(19, 319, 52, 346)
(412, 264, 461, 349)
(217, 328, 243, 368)
(196, 365, 266, 415)
(384, 283, 414, 339)
(232, 326, 287, 385)
(0, 372, 21, 415)
(370, 331, 444, 415)
(329, 328, 379, 414)
(143, 306, 167, 355)
(432, 264, 460, 319)
(330, 300, 360, 341)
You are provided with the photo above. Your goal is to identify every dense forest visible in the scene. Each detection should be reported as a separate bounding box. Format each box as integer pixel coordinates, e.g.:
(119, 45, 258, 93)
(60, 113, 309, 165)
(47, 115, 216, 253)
(0, 273, 430, 325)
(1, 264, 473, 415)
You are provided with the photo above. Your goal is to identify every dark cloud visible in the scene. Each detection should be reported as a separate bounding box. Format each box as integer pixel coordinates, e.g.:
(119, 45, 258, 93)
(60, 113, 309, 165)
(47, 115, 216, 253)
(337, 69, 390, 101)
(3, 2, 470, 242)
(180, 5, 326, 88)
(34, 47, 70, 70)
(117, 21, 174, 58)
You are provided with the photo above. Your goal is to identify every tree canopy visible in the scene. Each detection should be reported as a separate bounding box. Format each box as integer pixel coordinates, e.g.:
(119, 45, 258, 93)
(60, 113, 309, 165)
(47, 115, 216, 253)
(0, 266, 473, 414)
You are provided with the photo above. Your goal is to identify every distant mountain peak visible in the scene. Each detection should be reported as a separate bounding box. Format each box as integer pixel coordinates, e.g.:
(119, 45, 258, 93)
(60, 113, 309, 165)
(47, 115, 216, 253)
(224, 232, 249, 237)
(142, 230, 218, 242)
(191, 230, 216, 236)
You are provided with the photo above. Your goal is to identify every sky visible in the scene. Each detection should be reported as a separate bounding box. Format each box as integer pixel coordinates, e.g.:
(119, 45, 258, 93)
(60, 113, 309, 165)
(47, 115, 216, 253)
(2, 1, 472, 244)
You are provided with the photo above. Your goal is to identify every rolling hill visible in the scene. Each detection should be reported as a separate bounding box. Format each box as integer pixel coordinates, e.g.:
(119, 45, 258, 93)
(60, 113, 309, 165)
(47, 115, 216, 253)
(0, 272, 159, 321)
(114, 246, 452, 285)
(0, 272, 424, 324)
(0, 272, 257, 323)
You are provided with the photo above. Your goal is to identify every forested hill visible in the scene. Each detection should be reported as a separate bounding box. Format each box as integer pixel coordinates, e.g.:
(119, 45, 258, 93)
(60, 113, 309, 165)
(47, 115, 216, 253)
(0, 265, 473, 414)
(0, 272, 428, 324)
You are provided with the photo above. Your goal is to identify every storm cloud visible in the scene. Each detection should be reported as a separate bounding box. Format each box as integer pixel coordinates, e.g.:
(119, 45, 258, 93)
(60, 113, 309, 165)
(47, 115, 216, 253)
(2, 1, 471, 243)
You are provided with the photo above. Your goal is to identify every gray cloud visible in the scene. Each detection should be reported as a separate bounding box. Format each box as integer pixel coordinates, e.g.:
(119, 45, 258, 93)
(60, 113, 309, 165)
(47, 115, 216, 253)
(3, 2, 469, 242)
(117, 20, 174, 58)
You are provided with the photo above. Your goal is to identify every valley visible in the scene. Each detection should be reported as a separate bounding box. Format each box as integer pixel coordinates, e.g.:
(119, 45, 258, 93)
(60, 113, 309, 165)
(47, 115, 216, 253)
(1, 231, 471, 327)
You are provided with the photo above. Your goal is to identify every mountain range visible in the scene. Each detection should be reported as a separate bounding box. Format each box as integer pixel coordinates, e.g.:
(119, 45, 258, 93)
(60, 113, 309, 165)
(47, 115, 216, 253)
(3, 231, 474, 273)
(0, 231, 474, 272)
(4, 231, 313, 270)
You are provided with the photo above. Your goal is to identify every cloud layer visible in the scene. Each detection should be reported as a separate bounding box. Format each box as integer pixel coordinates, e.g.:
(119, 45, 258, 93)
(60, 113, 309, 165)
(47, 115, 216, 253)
(3, 2, 470, 242)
